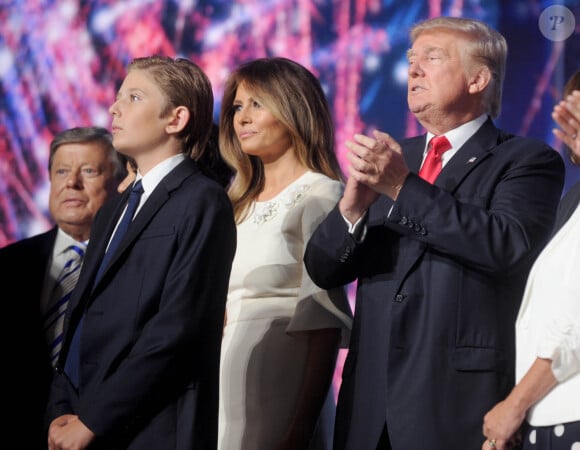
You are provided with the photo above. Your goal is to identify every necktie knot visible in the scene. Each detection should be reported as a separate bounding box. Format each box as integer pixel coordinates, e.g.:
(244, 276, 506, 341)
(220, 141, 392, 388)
(429, 135, 452, 158)
(60, 243, 86, 281)
(68, 243, 86, 261)
(131, 179, 144, 195)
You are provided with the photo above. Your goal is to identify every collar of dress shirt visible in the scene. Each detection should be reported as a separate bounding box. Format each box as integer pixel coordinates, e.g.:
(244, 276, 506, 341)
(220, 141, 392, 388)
(132, 153, 186, 212)
(424, 113, 488, 167)
(54, 228, 86, 259)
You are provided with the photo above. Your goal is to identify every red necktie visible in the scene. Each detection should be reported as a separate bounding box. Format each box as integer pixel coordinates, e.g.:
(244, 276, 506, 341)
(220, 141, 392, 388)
(418, 135, 452, 183)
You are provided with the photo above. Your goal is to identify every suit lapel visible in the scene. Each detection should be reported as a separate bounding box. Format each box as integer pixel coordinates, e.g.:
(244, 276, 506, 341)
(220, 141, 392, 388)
(404, 135, 427, 173)
(387, 119, 501, 285)
(435, 118, 499, 191)
(90, 159, 199, 291)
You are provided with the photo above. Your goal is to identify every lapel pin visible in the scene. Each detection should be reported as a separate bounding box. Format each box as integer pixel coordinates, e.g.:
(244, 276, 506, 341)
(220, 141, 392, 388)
(467, 157, 477, 164)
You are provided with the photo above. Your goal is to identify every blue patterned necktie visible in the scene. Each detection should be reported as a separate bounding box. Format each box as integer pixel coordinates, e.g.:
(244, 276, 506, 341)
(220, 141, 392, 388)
(45, 243, 86, 367)
(64, 180, 144, 387)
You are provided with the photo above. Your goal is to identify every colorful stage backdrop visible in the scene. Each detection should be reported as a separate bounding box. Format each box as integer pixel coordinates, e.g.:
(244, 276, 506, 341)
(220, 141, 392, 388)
(1, 1, 578, 246)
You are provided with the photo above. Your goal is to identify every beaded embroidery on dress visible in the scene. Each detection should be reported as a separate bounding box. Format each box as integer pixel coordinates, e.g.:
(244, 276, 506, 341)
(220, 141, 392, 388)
(252, 183, 311, 225)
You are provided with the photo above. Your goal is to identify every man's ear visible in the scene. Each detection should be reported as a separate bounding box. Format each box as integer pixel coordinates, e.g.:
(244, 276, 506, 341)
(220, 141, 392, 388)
(468, 66, 492, 94)
(166, 106, 190, 135)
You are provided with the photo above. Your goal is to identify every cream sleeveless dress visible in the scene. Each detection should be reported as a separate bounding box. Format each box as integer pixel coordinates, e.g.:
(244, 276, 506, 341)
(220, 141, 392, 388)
(218, 171, 352, 450)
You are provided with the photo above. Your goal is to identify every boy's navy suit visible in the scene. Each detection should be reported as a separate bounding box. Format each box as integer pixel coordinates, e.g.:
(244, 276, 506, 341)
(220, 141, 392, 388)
(48, 158, 236, 449)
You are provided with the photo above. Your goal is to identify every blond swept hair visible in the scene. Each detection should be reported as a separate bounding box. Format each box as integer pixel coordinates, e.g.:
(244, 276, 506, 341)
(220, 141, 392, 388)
(410, 17, 507, 119)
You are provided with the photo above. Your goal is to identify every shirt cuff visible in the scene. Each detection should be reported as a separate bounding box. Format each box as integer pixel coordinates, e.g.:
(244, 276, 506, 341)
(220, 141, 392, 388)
(342, 210, 368, 242)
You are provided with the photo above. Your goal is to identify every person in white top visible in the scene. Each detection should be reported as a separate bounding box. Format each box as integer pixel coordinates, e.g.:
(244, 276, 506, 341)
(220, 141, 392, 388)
(217, 56, 352, 450)
(482, 73, 580, 450)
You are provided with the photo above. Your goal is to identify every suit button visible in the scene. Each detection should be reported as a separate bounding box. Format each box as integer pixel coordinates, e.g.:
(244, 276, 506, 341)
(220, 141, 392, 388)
(340, 246, 353, 262)
(394, 294, 405, 302)
(400, 216, 408, 225)
(419, 227, 427, 235)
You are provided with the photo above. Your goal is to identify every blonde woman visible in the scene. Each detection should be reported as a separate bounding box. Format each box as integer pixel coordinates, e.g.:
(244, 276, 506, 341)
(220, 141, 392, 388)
(218, 57, 352, 450)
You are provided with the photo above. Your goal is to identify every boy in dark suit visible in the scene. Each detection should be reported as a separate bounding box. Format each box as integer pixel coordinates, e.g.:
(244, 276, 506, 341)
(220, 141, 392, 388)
(46, 56, 236, 450)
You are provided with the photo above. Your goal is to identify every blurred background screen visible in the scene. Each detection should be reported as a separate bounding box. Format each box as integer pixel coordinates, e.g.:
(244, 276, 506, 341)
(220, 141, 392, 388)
(0, 0, 578, 246)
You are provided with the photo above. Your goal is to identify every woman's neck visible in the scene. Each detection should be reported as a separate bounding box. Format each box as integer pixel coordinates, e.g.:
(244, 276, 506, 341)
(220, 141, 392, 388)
(258, 161, 308, 202)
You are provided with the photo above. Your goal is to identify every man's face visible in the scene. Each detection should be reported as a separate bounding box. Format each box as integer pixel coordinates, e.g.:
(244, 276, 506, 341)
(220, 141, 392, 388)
(407, 29, 474, 123)
(48, 142, 116, 236)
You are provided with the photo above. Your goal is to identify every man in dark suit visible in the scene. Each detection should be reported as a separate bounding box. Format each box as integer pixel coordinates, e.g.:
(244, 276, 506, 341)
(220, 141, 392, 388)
(0, 126, 125, 448)
(303, 17, 565, 450)
(46, 56, 236, 449)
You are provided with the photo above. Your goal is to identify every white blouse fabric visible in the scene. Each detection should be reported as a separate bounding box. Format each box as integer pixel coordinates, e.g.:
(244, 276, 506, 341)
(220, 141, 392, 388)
(515, 202, 580, 426)
(218, 171, 352, 450)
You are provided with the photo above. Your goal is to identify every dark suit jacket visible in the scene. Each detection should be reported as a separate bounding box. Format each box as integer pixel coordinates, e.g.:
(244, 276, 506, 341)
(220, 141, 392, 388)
(553, 181, 580, 232)
(0, 226, 57, 448)
(46, 158, 236, 449)
(304, 119, 565, 450)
